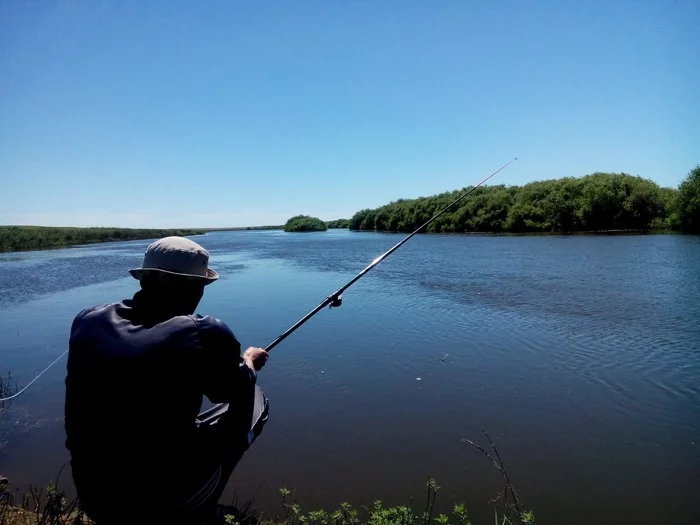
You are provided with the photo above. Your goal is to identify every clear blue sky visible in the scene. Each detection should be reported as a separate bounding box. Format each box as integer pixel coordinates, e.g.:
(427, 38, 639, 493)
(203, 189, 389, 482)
(1, 0, 698, 228)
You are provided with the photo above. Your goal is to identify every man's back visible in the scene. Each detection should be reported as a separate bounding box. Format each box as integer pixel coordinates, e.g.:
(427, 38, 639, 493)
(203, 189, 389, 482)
(64, 236, 269, 523)
(65, 291, 255, 508)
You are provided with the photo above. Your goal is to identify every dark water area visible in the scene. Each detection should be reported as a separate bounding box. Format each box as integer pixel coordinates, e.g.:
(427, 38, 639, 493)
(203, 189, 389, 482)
(1, 231, 699, 524)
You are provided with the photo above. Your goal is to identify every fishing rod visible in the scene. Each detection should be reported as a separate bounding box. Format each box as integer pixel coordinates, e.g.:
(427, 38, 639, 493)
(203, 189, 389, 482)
(197, 157, 517, 423)
(2, 158, 517, 409)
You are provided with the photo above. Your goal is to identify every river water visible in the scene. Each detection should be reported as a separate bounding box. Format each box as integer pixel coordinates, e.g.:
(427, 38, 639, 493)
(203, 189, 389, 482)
(0, 230, 698, 524)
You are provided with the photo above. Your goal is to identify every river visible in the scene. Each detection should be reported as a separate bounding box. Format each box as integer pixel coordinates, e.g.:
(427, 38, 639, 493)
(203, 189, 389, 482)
(0, 230, 698, 524)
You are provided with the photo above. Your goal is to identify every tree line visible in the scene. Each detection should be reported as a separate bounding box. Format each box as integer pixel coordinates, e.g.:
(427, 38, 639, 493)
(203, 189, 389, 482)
(349, 167, 700, 234)
(0, 226, 205, 253)
(325, 219, 351, 229)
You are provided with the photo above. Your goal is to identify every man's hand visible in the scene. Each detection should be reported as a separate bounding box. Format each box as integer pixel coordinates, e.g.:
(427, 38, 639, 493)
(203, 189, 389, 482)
(243, 347, 269, 371)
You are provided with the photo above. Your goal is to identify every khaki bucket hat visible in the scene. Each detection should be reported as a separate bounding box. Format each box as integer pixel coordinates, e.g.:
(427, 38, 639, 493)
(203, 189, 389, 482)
(129, 236, 219, 284)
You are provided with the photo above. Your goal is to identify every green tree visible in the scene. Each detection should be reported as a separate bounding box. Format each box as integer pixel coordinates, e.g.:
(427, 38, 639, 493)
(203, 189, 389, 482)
(348, 172, 679, 234)
(677, 165, 700, 233)
(284, 215, 328, 232)
(325, 219, 351, 229)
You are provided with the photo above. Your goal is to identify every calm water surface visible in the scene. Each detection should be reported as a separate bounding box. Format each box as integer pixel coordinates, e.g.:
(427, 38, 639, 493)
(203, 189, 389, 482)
(1, 231, 699, 524)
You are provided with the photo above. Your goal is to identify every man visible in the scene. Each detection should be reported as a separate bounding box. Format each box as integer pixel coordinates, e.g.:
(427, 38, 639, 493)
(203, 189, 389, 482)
(65, 236, 269, 524)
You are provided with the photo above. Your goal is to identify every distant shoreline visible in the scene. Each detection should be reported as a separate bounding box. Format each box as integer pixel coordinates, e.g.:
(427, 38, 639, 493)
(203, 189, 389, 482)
(2, 224, 686, 254)
(0, 224, 350, 253)
(206, 225, 284, 231)
(0, 226, 206, 253)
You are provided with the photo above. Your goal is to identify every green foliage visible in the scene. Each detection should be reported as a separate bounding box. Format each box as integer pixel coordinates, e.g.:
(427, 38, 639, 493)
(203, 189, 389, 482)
(325, 219, 351, 229)
(677, 165, 700, 233)
(265, 478, 533, 525)
(434, 514, 449, 525)
(367, 500, 413, 525)
(0, 478, 535, 525)
(452, 505, 471, 525)
(349, 172, 682, 234)
(0, 226, 205, 253)
(0, 481, 89, 524)
(284, 215, 328, 232)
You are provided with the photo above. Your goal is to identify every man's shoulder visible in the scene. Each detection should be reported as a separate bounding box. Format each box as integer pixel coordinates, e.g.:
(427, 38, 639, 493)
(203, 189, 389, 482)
(189, 314, 240, 346)
(71, 302, 119, 329)
(68, 302, 128, 352)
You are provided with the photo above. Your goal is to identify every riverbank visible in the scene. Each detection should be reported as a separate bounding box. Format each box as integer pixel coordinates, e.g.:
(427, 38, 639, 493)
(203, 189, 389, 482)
(0, 477, 535, 525)
(0, 226, 206, 253)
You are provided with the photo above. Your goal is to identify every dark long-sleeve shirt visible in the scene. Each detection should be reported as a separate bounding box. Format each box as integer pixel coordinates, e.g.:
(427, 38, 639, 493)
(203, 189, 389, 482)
(64, 291, 256, 496)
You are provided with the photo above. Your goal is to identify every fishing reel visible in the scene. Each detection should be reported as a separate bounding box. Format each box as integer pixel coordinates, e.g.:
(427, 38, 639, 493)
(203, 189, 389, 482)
(329, 294, 343, 308)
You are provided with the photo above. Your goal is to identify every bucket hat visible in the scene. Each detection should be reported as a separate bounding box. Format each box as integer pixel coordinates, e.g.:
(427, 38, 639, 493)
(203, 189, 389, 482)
(129, 236, 219, 284)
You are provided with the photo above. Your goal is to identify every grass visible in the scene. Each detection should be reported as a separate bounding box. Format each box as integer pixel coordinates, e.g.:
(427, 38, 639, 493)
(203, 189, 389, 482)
(0, 434, 536, 525)
(258, 475, 535, 525)
(0, 479, 88, 525)
(0, 475, 536, 525)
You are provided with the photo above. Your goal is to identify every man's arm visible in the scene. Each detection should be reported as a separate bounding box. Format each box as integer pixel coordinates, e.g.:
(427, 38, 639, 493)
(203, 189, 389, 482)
(195, 316, 268, 404)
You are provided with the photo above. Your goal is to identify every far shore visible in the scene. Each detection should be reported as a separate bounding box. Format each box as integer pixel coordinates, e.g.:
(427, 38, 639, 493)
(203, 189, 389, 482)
(1, 224, 686, 254)
(0, 226, 206, 254)
(0, 224, 344, 253)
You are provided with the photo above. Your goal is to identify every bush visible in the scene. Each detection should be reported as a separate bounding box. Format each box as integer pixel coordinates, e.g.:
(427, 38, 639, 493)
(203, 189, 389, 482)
(284, 216, 328, 232)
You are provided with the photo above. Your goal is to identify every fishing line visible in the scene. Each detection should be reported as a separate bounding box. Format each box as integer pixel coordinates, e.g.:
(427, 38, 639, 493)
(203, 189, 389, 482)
(0, 349, 68, 404)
